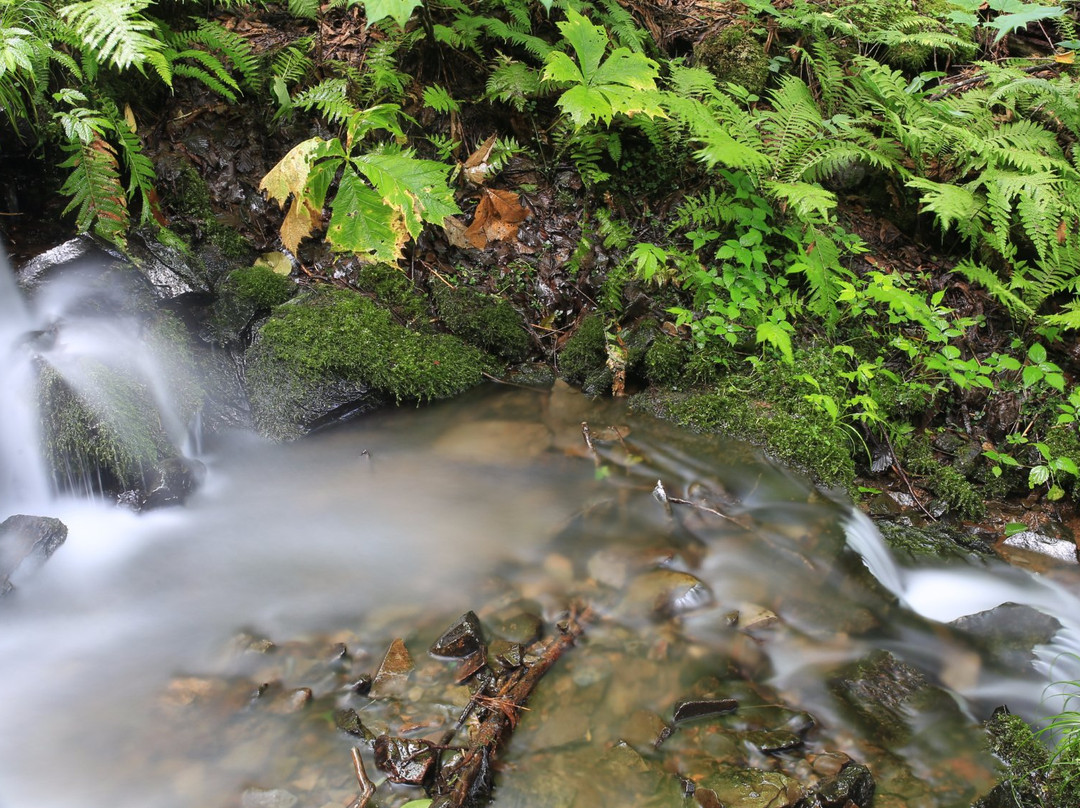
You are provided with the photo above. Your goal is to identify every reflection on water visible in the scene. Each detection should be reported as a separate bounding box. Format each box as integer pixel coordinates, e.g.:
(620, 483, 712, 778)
(1, 383, 1078, 808)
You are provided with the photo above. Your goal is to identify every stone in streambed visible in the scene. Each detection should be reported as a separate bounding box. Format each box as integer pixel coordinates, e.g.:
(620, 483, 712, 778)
(672, 698, 739, 724)
(370, 638, 413, 698)
(0, 514, 68, 595)
(622, 569, 714, 618)
(430, 611, 485, 659)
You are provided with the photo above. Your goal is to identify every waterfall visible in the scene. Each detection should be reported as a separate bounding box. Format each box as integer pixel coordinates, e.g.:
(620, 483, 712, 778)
(844, 505, 1080, 720)
(0, 252, 50, 511)
(0, 245, 202, 509)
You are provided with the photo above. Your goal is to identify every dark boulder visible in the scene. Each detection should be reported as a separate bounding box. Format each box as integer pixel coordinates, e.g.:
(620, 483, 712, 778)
(0, 514, 68, 594)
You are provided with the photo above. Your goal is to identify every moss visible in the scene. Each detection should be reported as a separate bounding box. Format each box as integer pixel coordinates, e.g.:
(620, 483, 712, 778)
(644, 333, 690, 387)
(246, 288, 484, 439)
(876, 521, 990, 561)
(633, 358, 857, 491)
(559, 315, 607, 384)
(433, 284, 530, 362)
(39, 363, 176, 494)
(904, 435, 986, 519)
(693, 24, 770, 96)
(357, 263, 430, 327)
(976, 710, 1080, 808)
(227, 264, 296, 310)
(167, 160, 252, 259)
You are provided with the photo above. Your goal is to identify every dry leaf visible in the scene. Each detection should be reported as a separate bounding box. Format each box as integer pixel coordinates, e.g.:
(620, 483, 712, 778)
(1057, 219, 1068, 244)
(1056, 51, 1075, 64)
(463, 187, 529, 249)
(462, 134, 498, 185)
(442, 215, 472, 249)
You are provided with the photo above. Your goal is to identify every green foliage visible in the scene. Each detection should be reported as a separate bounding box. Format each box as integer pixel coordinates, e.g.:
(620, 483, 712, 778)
(559, 314, 607, 384)
(260, 104, 460, 261)
(542, 8, 664, 128)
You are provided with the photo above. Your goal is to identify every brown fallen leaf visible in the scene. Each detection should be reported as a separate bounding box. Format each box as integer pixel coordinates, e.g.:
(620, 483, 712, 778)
(462, 134, 498, 186)
(443, 214, 472, 249)
(464, 187, 529, 249)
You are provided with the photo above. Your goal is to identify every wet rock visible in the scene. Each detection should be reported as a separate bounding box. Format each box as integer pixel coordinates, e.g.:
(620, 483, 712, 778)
(829, 650, 961, 743)
(334, 708, 375, 742)
(140, 456, 207, 510)
(623, 569, 714, 618)
(430, 611, 486, 659)
(1000, 530, 1079, 565)
(736, 603, 779, 631)
(951, 603, 1061, 674)
(268, 687, 312, 714)
(370, 638, 414, 698)
(742, 729, 802, 754)
(673, 698, 739, 724)
(373, 735, 435, 785)
(0, 514, 67, 594)
(697, 767, 804, 808)
(814, 762, 875, 807)
(240, 787, 298, 808)
(491, 610, 543, 645)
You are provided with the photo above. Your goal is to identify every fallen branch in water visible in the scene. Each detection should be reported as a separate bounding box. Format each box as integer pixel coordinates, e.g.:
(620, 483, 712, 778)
(432, 604, 591, 808)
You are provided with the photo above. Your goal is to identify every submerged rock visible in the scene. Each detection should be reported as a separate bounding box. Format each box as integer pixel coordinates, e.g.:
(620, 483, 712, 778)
(370, 638, 414, 698)
(951, 603, 1062, 674)
(0, 514, 67, 594)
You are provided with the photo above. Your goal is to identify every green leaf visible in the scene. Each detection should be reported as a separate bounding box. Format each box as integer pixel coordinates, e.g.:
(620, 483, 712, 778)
(1022, 364, 1043, 388)
(1029, 465, 1051, 487)
(361, 0, 423, 29)
(984, 3, 1064, 44)
(1047, 484, 1066, 500)
(756, 321, 794, 364)
(1004, 522, 1029, 537)
(259, 137, 323, 205)
(355, 149, 460, 238)
(1028, 343, 1048, 363)
(59, 0, 164, 71)
(553, 8, 608, 82)
(326, 169, 403, 262)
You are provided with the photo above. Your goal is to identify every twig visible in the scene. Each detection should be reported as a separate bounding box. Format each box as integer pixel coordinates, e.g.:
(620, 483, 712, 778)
(882, 429, 937, 522)
(347, 747, 376, 808)
(433, 607, 591, 808)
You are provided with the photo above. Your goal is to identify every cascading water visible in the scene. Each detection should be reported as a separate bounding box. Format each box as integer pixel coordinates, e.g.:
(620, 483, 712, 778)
(2, 248, 1080, 808)
(0, 251, 50, 510)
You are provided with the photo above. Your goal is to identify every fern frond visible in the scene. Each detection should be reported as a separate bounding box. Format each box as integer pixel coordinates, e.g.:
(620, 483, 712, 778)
(184, 19, 263, 90)
(59, 138, 129, 242)
(272, 39, 314, 85)
(59, 0, 163, 71)
(172, 61, 239, 102)
(907, 177, 986, 239)
(766, 179, 837, 221)
(954, 259, 1037, 321)
(760, 76, 827, 180)
(110, 112, 156, 223)
(596, 0, 647, 52)
(1042, 300, 1080, 331)
(293, 78, 358, 125)
(288, 0, 321, 18)
(485, 58, 541, 111)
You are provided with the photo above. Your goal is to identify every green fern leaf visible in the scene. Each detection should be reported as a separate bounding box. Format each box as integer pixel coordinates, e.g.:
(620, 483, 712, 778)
(59, 0, 163, 71)
(288, 0, 320, 19)
(954, 259, 1036, 321)
(907, 178, 985, 238)
(59, 139, 129, 242)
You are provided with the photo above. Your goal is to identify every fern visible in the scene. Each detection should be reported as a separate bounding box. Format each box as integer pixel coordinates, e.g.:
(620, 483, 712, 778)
(954, 259, 1037, 322)
(292, 78, 360, 125)
(181, 19, 263, 91)
(485, 58, 542, 111)
(59, 0, 163, 71)
(58, 138, 129, 242)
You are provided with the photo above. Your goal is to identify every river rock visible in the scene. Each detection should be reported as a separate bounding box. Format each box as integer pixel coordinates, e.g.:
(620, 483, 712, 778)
(370, 638, 414, 698)
(999, 530, 1079, 565)
(622, 569, 714, 618)
(240, 787, 298, 808)
(829, 650, 961, 743)
(951, 603, 1062, 674)
(814, 762, 875, 807)
(696, 767, 804, 808)
(0, 514, 68, 594)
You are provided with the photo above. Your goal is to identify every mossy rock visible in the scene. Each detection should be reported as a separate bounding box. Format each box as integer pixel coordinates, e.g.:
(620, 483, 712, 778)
(693, 24, 770, 96)
(975, 710, 1080, 808)
(157, 157, 252, 260)
(37, 311, 200, 497)
(357, 263, 430, 328)
(559, 315, 607, 385)
(245, 288, 484, 440)
(227, 263, 296, 310)
(903, 435, 985, 519)
(433, 284, 530, 362)
(632, 348, 857, 490)
(644, 333, 690, 387)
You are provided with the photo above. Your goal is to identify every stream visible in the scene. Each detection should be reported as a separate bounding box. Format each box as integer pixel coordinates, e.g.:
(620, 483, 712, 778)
(2, 253, 1080, 808)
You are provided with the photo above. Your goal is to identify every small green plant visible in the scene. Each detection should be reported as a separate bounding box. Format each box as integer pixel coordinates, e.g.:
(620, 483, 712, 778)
(259, 104, 460, 261)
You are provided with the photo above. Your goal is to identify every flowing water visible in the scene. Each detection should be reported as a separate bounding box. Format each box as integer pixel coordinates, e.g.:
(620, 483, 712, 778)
(2, 255, 1080, 808)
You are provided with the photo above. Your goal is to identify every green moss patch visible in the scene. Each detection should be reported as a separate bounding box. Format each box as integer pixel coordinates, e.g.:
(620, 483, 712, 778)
(246, 288, 484, 439)
(226, 264, 296, 310)
(433, 284, 530, 362)
(559, 315, 607, 384)
(693, 25, 770, 95)
(357, 263, 430, 327)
